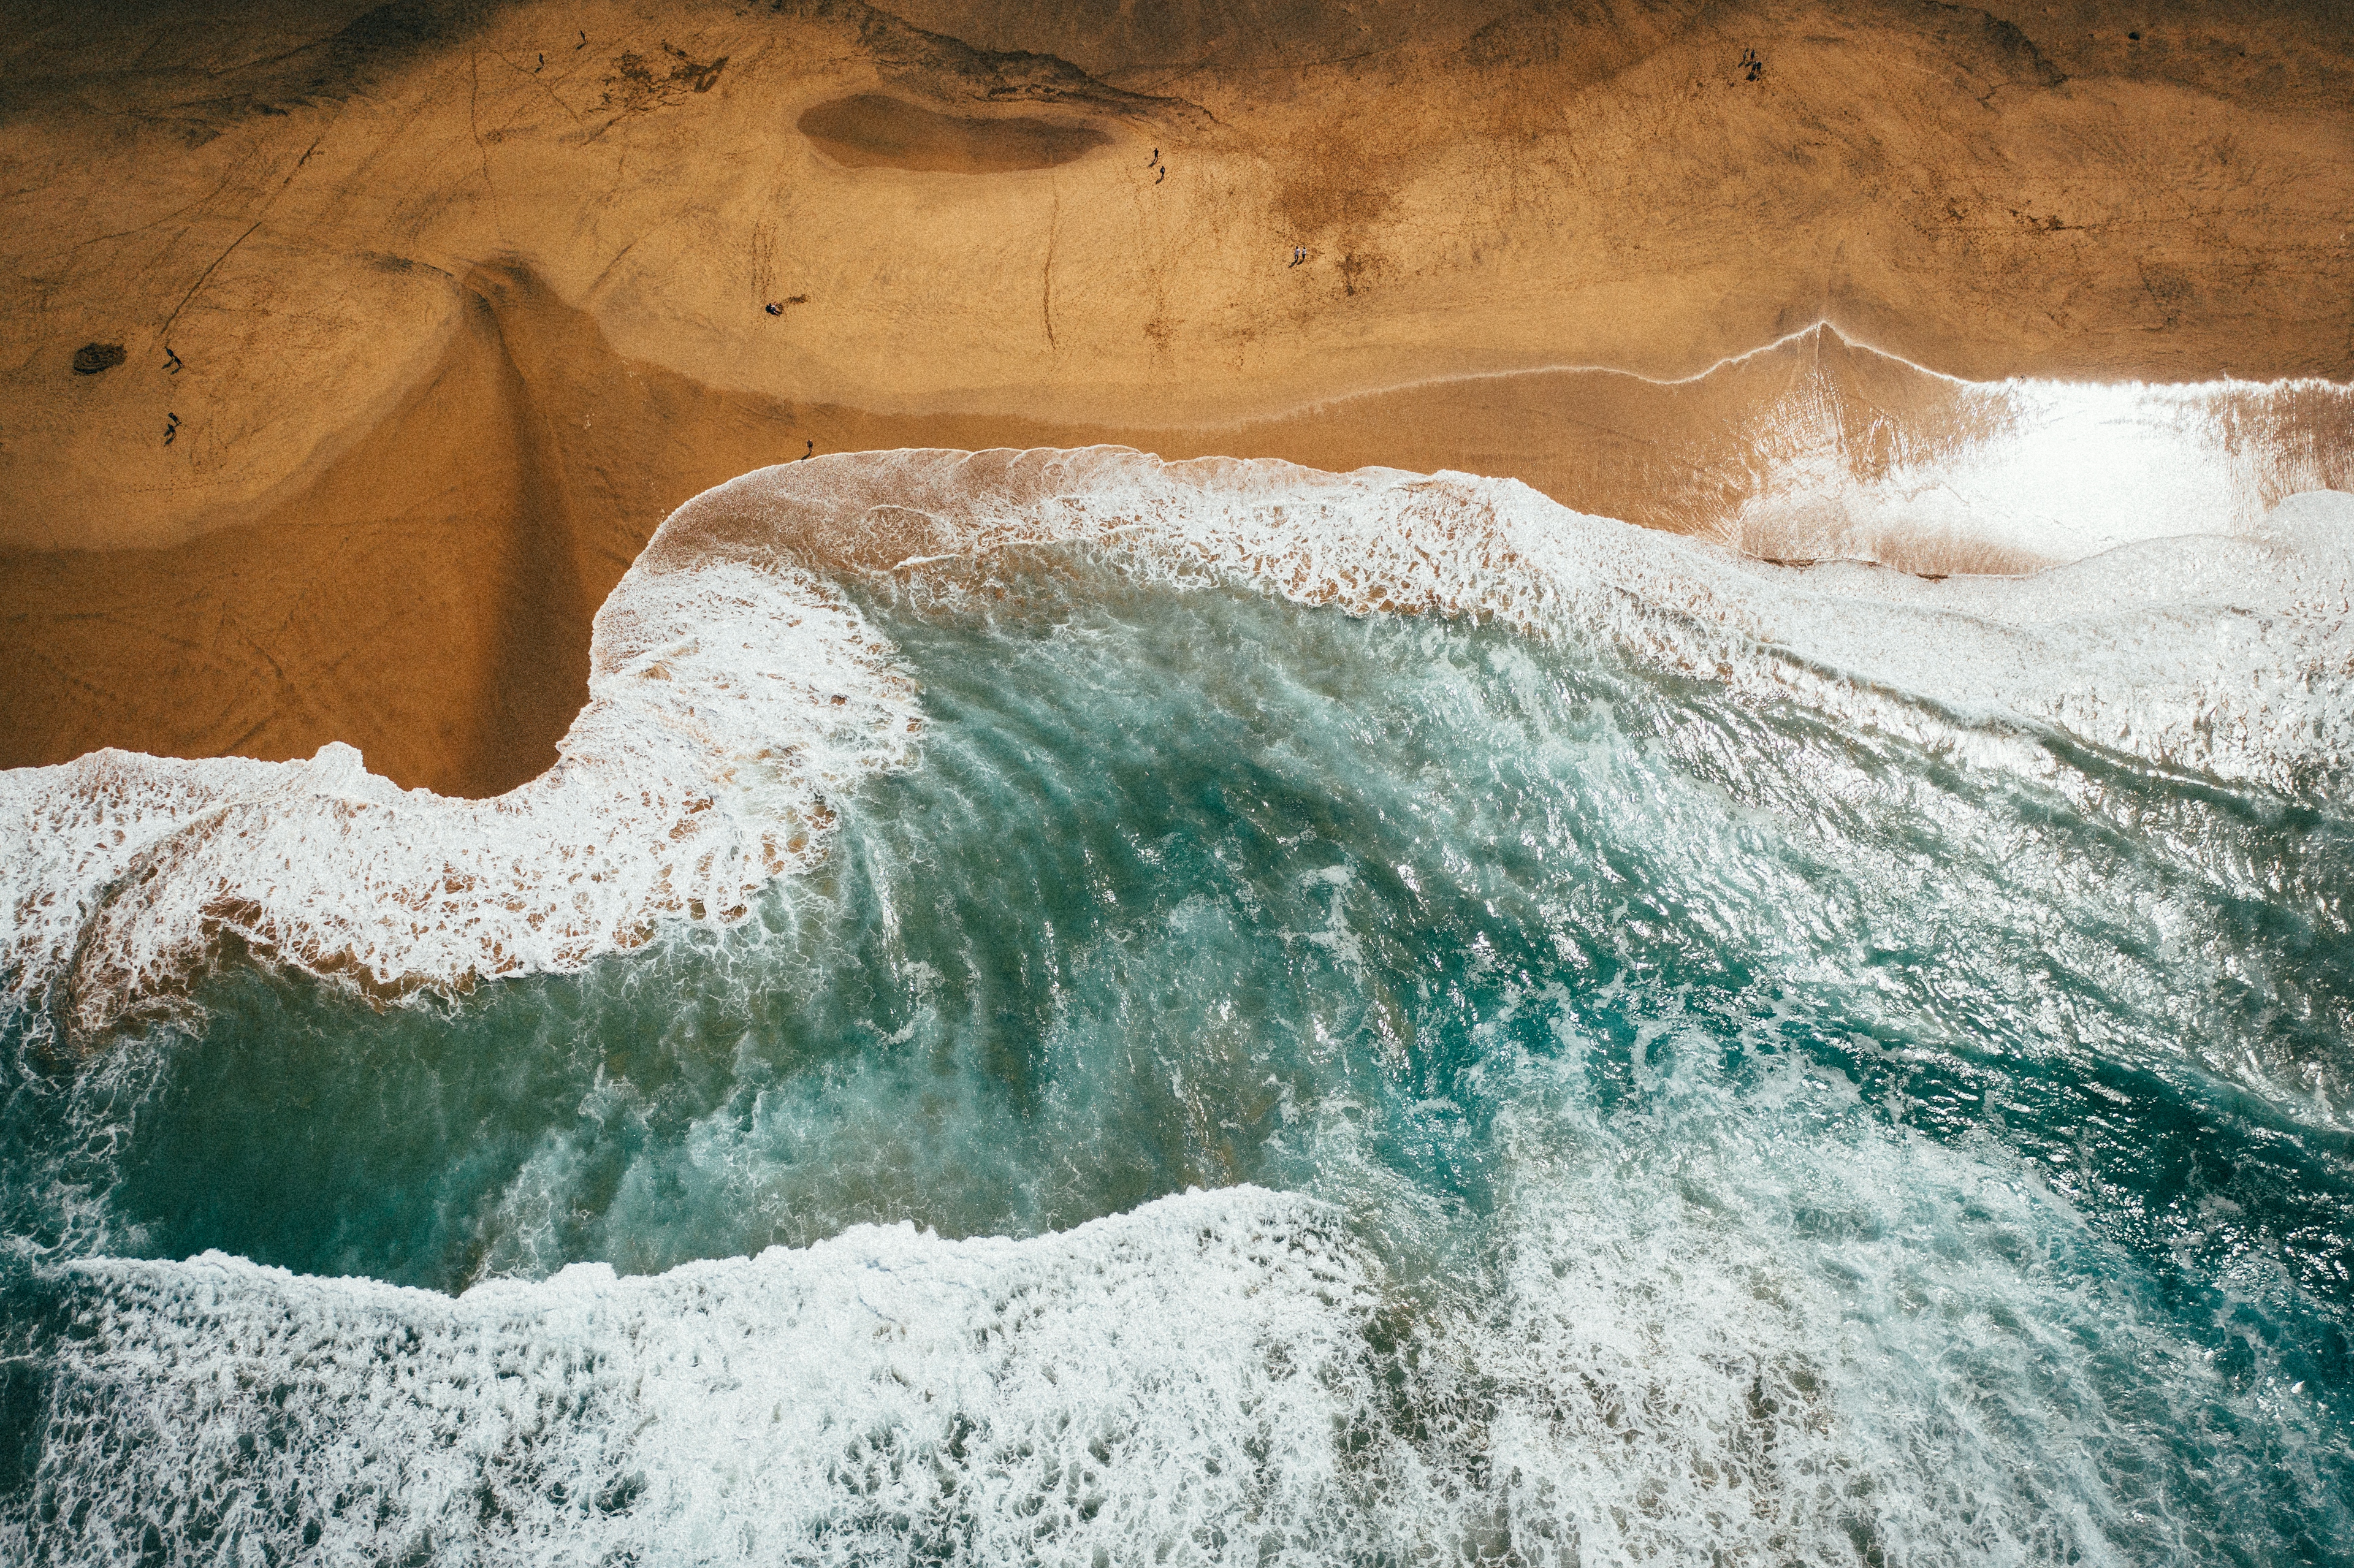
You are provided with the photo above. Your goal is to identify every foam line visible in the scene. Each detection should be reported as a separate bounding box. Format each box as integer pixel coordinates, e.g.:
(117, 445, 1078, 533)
(4, 449, 2348, 1044)
(13, 1187, 1390, 1564)
(13, 1133, 2333, 1564)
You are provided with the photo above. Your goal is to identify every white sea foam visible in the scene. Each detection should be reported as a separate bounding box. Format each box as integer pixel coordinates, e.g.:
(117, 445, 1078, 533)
(10, 1097, 2330, 1565)
(16, 1187, 1393, 1565)
(4, 448, 2348, 1044)
(0, 558, 918, 1044)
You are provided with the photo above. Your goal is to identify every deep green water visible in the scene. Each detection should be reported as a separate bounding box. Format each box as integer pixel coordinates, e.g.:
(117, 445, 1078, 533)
(4, 548, 2351, 1563)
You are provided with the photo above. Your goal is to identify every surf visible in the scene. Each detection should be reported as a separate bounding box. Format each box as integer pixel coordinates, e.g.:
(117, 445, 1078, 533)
(5, 442, 2349, 1051)
(2, 427, 2350, 1564)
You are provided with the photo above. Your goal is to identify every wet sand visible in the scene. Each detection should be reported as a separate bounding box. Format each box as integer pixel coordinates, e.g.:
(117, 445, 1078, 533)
(799, 94, 1113, 172)
(2, 0, 2348, 793)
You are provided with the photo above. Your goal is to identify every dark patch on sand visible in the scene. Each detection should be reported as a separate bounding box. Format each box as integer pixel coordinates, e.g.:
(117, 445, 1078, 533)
(1921, 1, 2069, 89)
(825, 3, 1214, 127)
(601, 40, 728, 115)
(0, 0, 490, 142)
(70, 342, 125, 375)
(798, 93, 1110, 172)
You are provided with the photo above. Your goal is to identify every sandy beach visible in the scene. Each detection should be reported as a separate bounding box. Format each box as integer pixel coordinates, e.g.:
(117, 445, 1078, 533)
(3, 0, 2349, 793)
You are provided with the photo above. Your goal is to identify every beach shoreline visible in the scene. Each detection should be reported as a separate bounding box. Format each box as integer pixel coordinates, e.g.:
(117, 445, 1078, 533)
(4, 0, 2348, 793)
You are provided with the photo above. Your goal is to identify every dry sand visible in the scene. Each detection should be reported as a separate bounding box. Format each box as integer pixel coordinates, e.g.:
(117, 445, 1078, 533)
(2, 0, 2350, 794)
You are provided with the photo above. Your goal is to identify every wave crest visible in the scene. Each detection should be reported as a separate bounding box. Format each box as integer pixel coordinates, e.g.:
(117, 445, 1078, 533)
(6, 447, 2349, 1043)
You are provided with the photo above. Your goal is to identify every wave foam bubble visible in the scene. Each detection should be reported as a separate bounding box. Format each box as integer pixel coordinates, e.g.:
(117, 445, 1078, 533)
(12, 1187, 1392, 1565)
(5, 448, 2349, 1043)
(14, 1113, 2331, 1566)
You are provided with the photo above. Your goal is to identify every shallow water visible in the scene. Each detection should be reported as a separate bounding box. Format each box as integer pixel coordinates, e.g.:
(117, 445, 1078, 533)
(4, 518, 2351, 1563)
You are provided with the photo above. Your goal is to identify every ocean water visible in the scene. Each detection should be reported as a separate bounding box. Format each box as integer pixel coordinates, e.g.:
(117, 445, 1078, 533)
(2, 449, 2352, 1564)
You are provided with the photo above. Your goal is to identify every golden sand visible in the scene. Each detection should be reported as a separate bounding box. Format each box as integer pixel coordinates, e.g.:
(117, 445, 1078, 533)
(2, 0, 2348, 793)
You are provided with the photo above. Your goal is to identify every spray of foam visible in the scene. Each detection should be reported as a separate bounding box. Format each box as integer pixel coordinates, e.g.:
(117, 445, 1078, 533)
(12, 1104, 2331, 1564)
(15, 1188, 1399, 1565)
(0, 560, 918, 1046)
(3, 447, 2348, 1046)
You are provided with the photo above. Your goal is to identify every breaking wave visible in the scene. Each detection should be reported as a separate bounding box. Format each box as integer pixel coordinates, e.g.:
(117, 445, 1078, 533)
(10, 1157, 2339, 1567)
(4, 447, 2349, 1048)
(3, 430, 2352, 1566)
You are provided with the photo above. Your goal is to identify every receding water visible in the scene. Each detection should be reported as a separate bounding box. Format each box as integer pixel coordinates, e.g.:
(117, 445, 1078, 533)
(4, 541, 2351, 1564)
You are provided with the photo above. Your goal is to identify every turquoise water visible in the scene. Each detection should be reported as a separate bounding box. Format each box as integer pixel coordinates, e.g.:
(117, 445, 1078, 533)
(4, 543, 2351, 1563)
